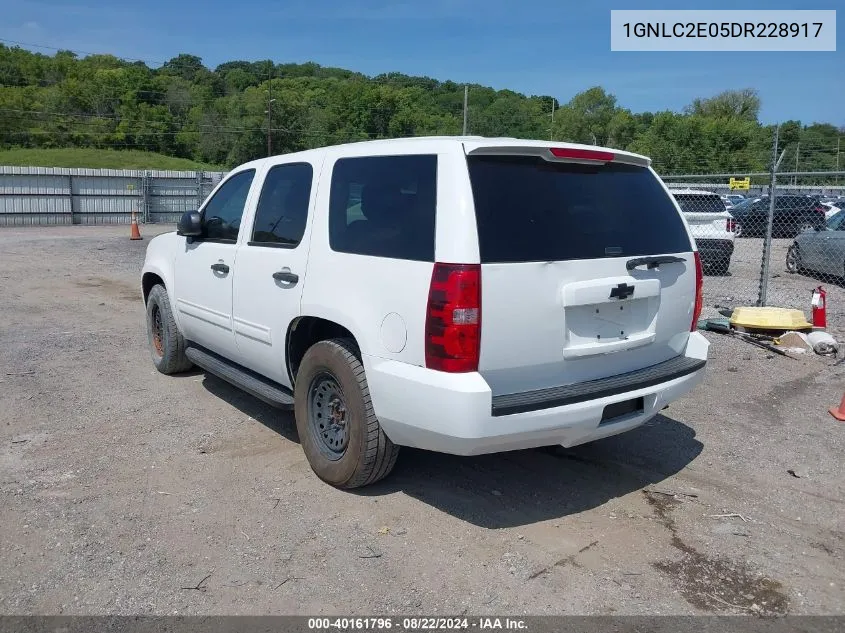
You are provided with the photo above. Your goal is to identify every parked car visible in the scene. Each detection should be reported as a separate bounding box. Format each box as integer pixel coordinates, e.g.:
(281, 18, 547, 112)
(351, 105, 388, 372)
(672, 189, 735, 275)
(729, 195, 827, 238)
(141, 137, 709, 488)
(787, 210, 845, 279)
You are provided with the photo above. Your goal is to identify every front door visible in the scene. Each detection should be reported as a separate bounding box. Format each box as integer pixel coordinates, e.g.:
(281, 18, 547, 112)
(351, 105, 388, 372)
(174, 169, 257, 359)
(232, 161, 318, 387)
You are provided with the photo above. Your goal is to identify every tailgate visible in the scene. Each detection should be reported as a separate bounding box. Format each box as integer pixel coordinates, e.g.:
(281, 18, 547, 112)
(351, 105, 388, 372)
(464, 146, 696, 396)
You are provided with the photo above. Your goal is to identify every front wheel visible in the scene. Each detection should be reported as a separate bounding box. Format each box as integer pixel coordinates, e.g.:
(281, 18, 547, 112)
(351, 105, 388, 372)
(785, 244, 802, 274)
(145, 284, 193, 374)
(294, 338, 399, 488)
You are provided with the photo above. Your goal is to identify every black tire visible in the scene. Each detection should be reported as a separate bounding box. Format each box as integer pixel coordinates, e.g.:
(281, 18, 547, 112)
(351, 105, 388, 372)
(145, 284, 193, 374)
(785, 244, 802, 274)
(294, 338, 399, 489)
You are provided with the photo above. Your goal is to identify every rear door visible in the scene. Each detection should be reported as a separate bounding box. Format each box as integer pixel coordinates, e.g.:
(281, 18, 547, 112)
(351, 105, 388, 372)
(463, 146, 697, 396)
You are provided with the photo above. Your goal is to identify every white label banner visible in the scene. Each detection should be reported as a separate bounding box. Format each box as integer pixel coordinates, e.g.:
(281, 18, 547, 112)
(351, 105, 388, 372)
(611, 10, 836, 51)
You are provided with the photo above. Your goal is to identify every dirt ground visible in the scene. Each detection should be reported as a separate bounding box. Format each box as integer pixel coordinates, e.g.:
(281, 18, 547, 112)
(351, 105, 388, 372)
(0, 226, 843, 616)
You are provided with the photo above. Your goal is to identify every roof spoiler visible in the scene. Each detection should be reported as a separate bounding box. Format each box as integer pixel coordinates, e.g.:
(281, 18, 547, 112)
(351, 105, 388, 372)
(464, 144, 651, 168)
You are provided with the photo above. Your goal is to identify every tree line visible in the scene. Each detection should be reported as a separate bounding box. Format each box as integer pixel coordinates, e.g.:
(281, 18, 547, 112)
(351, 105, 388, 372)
(0, 45, 842, 174)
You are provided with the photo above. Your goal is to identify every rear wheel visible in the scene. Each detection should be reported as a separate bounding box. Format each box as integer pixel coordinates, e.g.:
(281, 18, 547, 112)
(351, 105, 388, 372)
(145, 284, 193, 374)
(797, 222, 816, 236)
(294, 338, 399, 488)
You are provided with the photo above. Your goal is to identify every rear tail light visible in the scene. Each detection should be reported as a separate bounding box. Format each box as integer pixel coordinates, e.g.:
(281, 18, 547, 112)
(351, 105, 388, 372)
(814, 206, 826, 214)
(691, 252, 703, 332)
(726, 218, 736, 232)
(549, 147, 615, 162)
(425, 263, 481, 373)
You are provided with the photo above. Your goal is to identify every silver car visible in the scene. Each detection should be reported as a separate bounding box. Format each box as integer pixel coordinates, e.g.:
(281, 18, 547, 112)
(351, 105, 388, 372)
(787, 210, 845, 279)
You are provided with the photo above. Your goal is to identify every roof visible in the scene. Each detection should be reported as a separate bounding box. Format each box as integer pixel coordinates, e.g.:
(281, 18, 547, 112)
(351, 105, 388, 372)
(670, 188, 718, 196)
(234, 136, 651, 170)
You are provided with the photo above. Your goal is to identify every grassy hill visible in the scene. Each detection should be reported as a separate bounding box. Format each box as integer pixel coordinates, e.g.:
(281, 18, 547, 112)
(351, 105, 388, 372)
(0, 148, 222, 171)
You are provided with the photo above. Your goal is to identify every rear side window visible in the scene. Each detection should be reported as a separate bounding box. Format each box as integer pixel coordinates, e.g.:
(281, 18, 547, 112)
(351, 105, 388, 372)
(673, 194, 725, 213)
(329, 155, 437, 262)
(250, 162, 313, 247)
(467, 156, 692, 263)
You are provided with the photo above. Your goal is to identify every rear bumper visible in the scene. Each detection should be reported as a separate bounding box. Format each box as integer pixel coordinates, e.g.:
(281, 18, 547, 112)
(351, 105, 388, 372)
(364, 332, 709, 456)
(696, 239, 734, 263)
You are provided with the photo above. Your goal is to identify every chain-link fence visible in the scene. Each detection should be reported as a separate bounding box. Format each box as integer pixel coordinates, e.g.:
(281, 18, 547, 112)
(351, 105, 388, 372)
(663, 171, 845, 337)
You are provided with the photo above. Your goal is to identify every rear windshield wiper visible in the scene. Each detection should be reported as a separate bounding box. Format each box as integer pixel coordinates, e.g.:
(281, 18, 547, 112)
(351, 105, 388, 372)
(626, 255, 686, 271)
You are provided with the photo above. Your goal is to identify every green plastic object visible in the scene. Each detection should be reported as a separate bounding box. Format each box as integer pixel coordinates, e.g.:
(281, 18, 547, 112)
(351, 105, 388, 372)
(698, 318, 731, 333)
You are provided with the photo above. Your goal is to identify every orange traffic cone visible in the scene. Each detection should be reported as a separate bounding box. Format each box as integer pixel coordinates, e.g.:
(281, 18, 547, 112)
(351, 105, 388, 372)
(130, 211, 142, 240)
(831, 392, 845, 421)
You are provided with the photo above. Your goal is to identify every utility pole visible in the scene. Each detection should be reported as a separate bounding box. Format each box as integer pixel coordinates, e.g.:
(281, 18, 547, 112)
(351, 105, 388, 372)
(266, 66, 274, 157)
(758, 124, 780, 307)
(462, 85, 468, 135)
(549, 98, 556, 141)
(793, 141, 799, 185)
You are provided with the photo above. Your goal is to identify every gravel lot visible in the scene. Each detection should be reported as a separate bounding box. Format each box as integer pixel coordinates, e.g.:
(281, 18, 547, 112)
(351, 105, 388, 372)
(701, 237, 845, 342)
(0, 226, 843, 616)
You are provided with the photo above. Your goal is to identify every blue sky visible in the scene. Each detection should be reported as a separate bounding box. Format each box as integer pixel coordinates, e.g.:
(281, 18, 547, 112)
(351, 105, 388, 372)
(2, 0, 843, 125)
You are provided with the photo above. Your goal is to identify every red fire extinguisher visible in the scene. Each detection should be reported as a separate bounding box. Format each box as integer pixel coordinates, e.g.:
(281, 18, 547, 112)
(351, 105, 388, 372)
(811, 286, 826, 329)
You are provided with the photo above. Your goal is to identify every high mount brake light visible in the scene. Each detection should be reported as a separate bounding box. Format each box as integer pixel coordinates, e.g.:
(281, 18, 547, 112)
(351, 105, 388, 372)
(549, 148, 615, 162)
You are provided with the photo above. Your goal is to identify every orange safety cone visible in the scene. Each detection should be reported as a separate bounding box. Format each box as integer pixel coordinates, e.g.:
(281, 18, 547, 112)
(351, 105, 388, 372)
(130, 211, 142, 240)
(831, 392, 845, 422)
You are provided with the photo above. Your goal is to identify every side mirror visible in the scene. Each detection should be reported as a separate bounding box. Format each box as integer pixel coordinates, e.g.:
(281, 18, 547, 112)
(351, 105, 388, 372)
(177, 211, 202, 237)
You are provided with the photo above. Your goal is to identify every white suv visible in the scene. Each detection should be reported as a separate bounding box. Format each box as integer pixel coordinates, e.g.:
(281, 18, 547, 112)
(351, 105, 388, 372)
(142, 137, 709, 488)
(672, 189, 736, 275)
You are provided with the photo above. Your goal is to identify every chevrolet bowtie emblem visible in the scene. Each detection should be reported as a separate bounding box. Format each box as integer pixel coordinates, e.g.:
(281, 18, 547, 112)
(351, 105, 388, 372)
(609, 283, 635, 300)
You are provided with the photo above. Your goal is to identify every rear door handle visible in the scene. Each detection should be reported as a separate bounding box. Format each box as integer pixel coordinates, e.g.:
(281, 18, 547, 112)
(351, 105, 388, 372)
(210, 263, 229, 274)
(626, 256, 685, 271)
(272, 269, 299, 284)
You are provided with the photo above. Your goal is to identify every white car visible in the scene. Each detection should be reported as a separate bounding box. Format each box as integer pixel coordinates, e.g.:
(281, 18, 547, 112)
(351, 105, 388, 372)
(141, 137, 709, 488)
(672, 189, 736, 275)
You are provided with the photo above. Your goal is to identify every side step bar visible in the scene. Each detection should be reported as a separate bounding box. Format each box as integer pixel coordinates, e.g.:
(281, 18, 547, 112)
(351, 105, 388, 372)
(185, 345, 294, 409)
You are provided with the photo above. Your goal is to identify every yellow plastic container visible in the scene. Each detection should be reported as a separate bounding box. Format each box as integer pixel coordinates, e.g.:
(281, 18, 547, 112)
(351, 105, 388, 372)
(729, 306, 812, 331)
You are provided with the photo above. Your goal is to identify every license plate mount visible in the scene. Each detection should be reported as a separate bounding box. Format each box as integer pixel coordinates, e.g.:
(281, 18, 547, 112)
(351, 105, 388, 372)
(599, 397, 644, 425)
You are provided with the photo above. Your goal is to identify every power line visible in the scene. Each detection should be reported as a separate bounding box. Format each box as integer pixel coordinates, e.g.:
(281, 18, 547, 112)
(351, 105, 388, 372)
(0, 37, 167, 66)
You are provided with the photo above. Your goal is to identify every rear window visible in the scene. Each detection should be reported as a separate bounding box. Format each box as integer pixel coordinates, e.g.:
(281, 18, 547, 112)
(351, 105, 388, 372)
(776, 196, 816, 210)
(467, 156, 692, 263)
(673, 193, 725, 214)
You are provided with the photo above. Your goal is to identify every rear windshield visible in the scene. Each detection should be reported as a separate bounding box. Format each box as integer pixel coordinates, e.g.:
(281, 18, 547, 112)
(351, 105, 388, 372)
(673, 193, 725, 213)
(467, 156, 692, 263)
